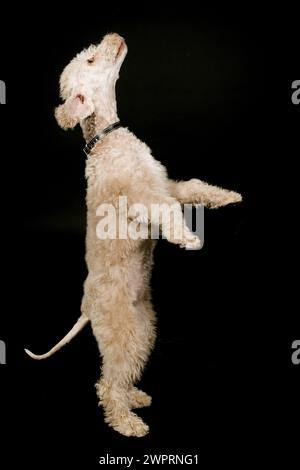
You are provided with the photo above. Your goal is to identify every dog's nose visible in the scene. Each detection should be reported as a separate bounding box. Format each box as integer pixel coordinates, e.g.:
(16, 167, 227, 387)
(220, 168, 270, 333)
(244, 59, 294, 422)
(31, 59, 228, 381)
(107, 32, 125, 43)
(108, 32, 121, 40)
(102, 32, 125, 50)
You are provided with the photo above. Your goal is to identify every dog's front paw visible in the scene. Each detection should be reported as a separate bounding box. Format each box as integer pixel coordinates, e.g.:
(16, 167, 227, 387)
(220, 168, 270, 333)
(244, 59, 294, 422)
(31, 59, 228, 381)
(210, 190, 242, 208)
(181, 234, 201, 250)
(226, 191, 242, 205)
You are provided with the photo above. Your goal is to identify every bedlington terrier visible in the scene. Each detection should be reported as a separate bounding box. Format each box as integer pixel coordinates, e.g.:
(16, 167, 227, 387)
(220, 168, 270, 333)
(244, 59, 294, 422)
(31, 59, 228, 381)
(25, 33, 242, 437)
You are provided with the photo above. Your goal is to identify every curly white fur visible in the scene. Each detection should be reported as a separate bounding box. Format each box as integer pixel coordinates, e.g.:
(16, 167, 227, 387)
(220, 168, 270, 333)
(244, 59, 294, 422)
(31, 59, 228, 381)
(25, 33, 242, 437)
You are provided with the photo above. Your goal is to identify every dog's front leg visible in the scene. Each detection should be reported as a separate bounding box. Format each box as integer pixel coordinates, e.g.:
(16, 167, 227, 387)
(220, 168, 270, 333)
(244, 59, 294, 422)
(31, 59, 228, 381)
(134, 191, 201, 250)
(169, 179, 242, 208)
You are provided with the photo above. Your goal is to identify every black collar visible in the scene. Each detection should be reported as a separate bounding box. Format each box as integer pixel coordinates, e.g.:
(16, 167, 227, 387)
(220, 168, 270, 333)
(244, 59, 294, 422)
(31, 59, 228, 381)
(83, 121, 122, 156)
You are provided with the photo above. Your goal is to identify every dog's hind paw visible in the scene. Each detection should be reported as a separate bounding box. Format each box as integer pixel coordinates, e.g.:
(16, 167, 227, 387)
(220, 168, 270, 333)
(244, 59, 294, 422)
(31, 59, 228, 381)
(109, 411, 149, 437)
(129, 387, 152, 409)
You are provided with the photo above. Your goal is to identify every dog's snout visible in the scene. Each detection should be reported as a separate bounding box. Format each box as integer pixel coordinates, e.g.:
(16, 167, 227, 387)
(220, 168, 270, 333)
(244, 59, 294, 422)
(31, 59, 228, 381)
(100, 33, 126, 61)
(108, 32, 121, 39)
(105, 32, 125, 46)
(105, 32, 121, 42)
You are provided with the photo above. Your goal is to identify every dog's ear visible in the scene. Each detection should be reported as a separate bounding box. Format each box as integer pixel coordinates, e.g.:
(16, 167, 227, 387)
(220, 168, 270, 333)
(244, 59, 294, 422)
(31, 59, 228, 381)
(55, 93, 94, 130)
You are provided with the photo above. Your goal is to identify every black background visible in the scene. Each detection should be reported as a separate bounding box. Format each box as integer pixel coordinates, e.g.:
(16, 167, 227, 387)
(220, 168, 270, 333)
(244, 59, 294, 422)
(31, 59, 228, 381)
(0, 4, 299, 468)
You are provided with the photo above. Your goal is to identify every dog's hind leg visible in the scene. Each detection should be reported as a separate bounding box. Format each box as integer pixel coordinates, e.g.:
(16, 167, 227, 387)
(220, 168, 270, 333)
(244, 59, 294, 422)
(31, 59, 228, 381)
(127, 299, 156, 410)
(91, 282, 152, 437)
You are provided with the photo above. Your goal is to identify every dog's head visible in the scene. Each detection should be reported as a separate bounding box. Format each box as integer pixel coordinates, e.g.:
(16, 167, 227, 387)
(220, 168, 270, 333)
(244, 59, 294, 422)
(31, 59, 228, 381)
(55, 33, 127, 130)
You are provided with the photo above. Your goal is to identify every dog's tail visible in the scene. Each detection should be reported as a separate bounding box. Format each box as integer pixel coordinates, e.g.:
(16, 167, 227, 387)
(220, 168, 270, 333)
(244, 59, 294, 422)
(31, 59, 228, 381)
(24, 315, 90, 360)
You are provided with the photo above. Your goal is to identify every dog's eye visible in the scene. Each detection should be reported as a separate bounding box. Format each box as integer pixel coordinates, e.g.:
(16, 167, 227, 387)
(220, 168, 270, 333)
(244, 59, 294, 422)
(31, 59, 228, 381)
(87, 57, 95, 64)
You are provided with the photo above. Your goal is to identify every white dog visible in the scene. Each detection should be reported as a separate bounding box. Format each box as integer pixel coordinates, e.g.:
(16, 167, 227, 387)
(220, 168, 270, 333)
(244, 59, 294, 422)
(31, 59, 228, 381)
(25, 33, 242, 437)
